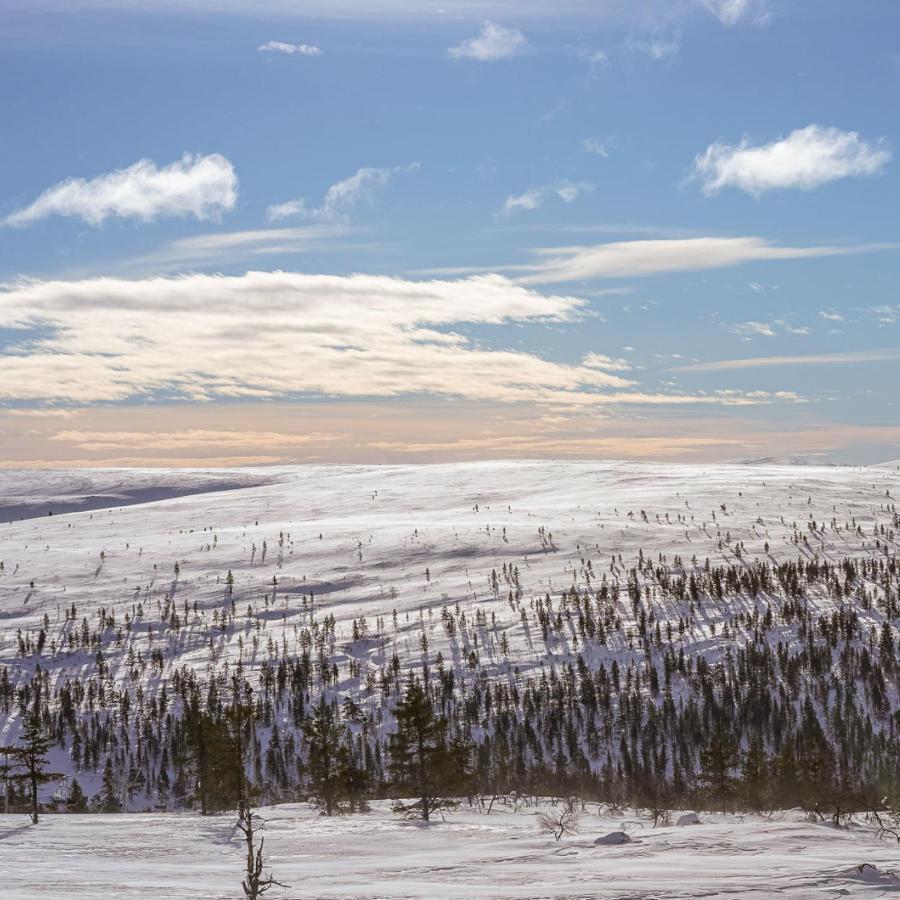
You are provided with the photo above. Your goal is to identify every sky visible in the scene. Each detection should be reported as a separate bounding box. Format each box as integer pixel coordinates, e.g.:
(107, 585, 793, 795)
(0, 0, 899, 467)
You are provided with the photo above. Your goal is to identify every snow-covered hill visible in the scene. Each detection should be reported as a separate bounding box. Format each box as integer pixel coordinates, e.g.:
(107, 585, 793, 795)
(0, 460, 897, 815)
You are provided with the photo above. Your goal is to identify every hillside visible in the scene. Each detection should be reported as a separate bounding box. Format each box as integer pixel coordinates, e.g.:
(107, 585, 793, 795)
(0, 460, 898, 817)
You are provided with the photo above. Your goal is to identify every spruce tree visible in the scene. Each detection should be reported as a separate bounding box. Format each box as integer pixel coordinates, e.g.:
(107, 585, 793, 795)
(698, 721, 740, 807)
(0, 710, 61, 824)
(387, 678, 469, 821)
(306, 699, 349, 816)
(66, 778, 89, 812)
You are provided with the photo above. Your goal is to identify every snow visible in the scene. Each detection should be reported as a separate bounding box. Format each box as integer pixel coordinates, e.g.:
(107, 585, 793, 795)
(0, 459, 898, 894)
(1, 458, 897, 754)
(0, 803, 897, 899)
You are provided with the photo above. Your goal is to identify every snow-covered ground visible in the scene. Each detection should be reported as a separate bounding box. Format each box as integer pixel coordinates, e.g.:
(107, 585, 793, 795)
(1, 460, 898, 896)
(1, 460, 898, 756)
(2, 459, 897, 707)
(0, 802, 898, 899)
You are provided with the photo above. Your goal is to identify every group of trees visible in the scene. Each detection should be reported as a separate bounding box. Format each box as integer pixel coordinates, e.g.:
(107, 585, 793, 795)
(0, 496, 898, 826)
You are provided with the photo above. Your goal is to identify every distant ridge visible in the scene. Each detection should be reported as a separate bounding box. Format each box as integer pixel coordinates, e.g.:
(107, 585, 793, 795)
(739, 455, 839, 466)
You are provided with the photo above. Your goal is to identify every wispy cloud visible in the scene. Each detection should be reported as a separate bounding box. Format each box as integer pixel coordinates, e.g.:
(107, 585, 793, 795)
(135, 225, 350, 271)
(258, 40, 322, 55)
(267, 164, 417, 223)
(501, 180, 594, 215)
(699, 0, 767, 26)
(628, 33, 680, 61)
(515, 237, 895, 284)
(730, 320, 776, 338)
(675, 348, 900, 372)
(577, 47, 610, 75)
(448, 22, 527, 61)
(690, 125, 891, 196)
(581, 136, 615, 157)
(51, 428, 336, 451)
(3, 153, 237, 227)
(729, 318, 810, 339)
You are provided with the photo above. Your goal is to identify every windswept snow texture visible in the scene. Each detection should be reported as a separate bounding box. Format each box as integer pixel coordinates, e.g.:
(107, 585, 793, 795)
(1, 803, 899, 898)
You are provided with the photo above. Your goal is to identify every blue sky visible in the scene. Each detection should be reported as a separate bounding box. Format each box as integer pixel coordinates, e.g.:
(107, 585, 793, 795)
(0, 0, 898, 466)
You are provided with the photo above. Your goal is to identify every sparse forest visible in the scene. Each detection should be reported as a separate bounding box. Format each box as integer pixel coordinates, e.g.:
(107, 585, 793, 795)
(0, 463, 898, 829)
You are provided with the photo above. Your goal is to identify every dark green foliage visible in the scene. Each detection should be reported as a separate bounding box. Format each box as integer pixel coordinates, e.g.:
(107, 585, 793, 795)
(0, 707, 62, 824)
(66, 777, 88, 812)
(388, 678, 471, 820)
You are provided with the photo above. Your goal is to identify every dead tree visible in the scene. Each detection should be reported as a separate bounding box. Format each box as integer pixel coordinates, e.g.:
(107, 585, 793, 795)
(237, 801, 287, 900)
(536, 797, 581, 841)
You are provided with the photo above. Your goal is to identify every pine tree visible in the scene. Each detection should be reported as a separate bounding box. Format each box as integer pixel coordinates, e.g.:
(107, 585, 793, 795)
(66, 778, 89, 812)
(185, 697, 240, 814)
(698, 721, 740, 806)
(306, 699, 349, 816)
(387, 678, 469, 821)
(0, 710, 61, 824)
(740, 737, 770, 810)
(98, 757, 121, 812)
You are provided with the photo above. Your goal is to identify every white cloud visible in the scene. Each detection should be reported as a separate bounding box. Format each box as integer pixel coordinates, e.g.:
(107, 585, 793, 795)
(582, 137, 612, 157)
(699, 0, 766, 26)
(516, 237, 894, 284)
(729, 318, 810, 339)
(0, 271, 786, 410)
(0, 272, 606, 406)
(691, 125, 891, 196)
(448, 22, 527, 61)
(136, 225, 349, 270)
(819, 310, 845, 322)
(51, 429, 335, 451)
(730, 320, 776, 338)
(4, 153, 237, 227)
(581, 353, 632, 371)
(267, 165, 416, 223)
(577, 47, 610, 74)
(502, 180, 594, 214)
(258, 40, 322, 55)
(675, 349, 900, 372)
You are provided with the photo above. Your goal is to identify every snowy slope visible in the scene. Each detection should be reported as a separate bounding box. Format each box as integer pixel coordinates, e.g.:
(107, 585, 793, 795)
(1, 459, 898, 733)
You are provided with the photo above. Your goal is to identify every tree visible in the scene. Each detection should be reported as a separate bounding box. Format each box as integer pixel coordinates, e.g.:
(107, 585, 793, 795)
(698, 721, 740, 807)
(306, 699, 350, 816)
(185, 696, 241, 814)
(387, 678, 470, 821)
(0, 710, 62, 824)
(536, 797, 581, 841)
(237, 801, 287, 900)
(66, 778, 89, 813)
(740, 737, 770, 811)
(97, 757, 121, 812)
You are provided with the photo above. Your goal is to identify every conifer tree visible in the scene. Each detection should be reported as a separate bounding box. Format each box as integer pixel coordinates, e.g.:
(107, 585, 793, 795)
(388, 678, 469, 821)
(306, 699, 349, 816)
(0, 710, 61, 824)
(698, 721, 740, 806)
(66, 778, 88, 812)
